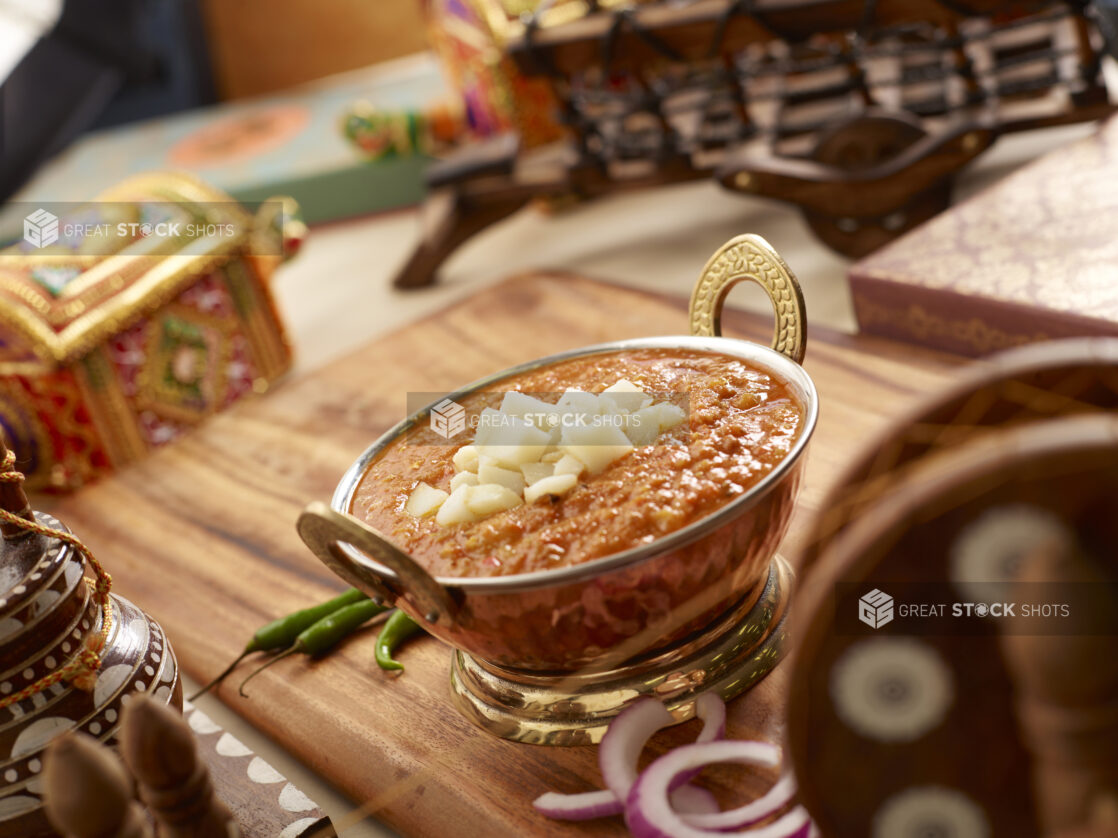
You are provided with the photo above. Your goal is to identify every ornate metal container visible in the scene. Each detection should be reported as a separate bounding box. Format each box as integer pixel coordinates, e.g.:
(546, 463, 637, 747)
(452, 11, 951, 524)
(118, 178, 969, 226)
(300, 234, 817, 744)
(0, 443, 180, 837)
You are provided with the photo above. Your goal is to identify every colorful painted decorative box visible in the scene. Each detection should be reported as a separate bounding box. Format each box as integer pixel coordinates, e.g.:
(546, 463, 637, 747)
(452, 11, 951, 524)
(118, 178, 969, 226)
(0, 172, 301, 491)
(849, 116, 1118, 357)
(422, 0, 579, 147)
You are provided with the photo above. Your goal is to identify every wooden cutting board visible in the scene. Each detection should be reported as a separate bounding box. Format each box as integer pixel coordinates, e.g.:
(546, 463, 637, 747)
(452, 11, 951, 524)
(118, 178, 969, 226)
(38, 273, 962, 837)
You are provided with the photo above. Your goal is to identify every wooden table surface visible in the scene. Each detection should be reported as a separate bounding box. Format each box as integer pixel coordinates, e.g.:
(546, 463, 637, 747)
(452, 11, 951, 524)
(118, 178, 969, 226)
(39, 273, 964, 837)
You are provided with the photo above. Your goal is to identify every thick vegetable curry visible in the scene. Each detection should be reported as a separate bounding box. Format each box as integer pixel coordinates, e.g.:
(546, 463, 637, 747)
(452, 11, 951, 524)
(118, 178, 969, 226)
(352, 349, 803, 577)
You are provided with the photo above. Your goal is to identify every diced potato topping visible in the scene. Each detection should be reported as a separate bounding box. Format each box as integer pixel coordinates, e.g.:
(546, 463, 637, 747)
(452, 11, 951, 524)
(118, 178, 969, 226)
(449, 471, 479, 492)
(478, 458, 526, 495)
(404, 482, 448, 518)
(452, 444, 480, 473)
(556, 390, 600, 417)
(649, 402, 687, 432)
(499, 392, 560, 424)
(406, 379, 688, 524)
(624, 406, 662, 447)
(558, 423, 634, 475)
(436, 485, 478, 525)
(476, 414, 550, 465)
(552, 454, 585, 478)
(520, 461, 555, 485)
(600, 378, 651, 412)
(465, 484, 523, 516)
(524, 473, 578, 504)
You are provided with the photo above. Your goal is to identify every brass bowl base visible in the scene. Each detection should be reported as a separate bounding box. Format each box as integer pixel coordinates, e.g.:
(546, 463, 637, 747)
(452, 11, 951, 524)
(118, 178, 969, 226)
(449, 556, 793, 745)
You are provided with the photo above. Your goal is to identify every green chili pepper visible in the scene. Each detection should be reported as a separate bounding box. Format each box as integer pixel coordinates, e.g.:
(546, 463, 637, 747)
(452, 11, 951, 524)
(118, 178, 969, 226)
(189, 588, 368, 701)
(249, 588, 369, 653)
(375, 609, 425, 672)
(238, 598, 390, 697)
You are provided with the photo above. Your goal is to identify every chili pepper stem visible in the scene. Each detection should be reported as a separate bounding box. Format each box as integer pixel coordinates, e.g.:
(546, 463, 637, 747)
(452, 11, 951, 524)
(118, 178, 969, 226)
(236, 604, 392, 697)
(238, 648, 299, 698)
(191, 589, 371, 701)
(188, 649, 253, 702)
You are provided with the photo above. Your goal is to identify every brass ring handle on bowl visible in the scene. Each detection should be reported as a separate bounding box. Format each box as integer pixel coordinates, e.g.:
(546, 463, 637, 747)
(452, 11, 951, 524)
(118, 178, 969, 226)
(297, 502, 458, 626)
(689, 233, 807, 364)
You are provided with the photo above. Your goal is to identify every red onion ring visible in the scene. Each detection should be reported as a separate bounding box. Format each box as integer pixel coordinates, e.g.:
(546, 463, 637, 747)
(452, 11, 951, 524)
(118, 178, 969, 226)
(532, 788, 622, 821)
(681, 694, 727, 760)
(532, 782, 727, 822)
(600, 694, 727, 801)
(682, 773, 798, 831)
(626, 739, 814, 838)
(532, 693, 726, 821)
(670, 783, 721, 816)
(600, 698, 675, 802)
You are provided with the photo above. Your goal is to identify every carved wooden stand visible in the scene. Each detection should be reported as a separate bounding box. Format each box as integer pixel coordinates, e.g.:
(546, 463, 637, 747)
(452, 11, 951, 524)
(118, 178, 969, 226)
(397, 0, 1115, 287)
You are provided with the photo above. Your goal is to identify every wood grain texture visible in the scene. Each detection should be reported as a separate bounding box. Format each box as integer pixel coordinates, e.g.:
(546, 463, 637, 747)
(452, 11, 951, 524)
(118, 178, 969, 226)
(37, 274, 962, 837)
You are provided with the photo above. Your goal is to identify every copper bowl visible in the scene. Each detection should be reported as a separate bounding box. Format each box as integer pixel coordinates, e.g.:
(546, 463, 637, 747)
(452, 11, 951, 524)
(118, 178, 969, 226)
(298, 235, 817, 674)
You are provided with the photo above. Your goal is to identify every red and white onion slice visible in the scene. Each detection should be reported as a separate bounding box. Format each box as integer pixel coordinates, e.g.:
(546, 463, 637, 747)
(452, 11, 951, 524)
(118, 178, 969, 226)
(691, 693, 728, 743)
(533, 788, 622, 821)
(669, 783, 722, 816)
(600, 694, 728, 800)
(671, 693, 726, 791)
(532, 694, 726, 821)
(681, 772, 798, 831)
(625, 739, 811, 838)
(533, 783, 727, 822)
(532, 695, 816, 838)
(599, 698, 676, 802)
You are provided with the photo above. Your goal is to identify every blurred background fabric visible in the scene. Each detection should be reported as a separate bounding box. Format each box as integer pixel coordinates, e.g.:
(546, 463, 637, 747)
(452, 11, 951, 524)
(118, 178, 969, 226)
(0, 0, 428, 201)
(0, 0, 214, 199)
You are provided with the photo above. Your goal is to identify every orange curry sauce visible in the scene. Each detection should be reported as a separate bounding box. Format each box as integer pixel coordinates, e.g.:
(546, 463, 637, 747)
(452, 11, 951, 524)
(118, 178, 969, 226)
(352, 349, 803, 577)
